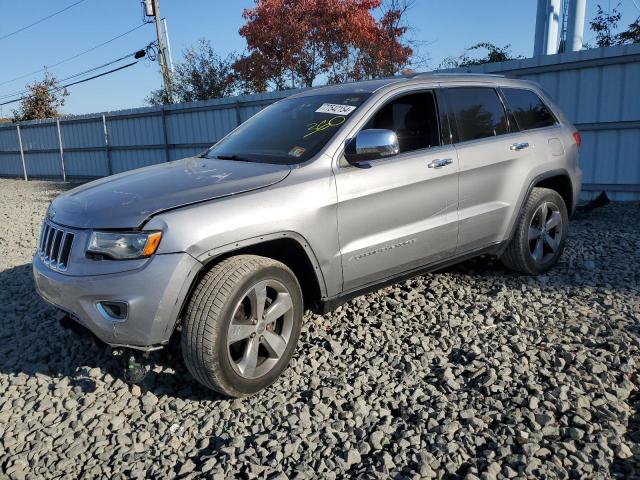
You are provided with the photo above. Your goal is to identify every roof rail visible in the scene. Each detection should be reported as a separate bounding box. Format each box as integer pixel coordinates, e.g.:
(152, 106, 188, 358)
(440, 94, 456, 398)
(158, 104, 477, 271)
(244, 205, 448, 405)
(409, 72, 506, 79)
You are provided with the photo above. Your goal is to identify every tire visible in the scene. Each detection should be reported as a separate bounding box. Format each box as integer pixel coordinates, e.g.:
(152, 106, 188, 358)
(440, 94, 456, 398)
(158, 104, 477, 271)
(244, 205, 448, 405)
(501, 187, 568, 275)
(181, 255, 303, 397)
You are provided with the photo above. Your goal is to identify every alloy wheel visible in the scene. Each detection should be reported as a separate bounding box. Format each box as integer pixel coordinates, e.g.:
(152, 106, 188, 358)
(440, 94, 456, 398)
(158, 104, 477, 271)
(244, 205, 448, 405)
(528, 201, 562, 264)
(227, 279, 294, 379)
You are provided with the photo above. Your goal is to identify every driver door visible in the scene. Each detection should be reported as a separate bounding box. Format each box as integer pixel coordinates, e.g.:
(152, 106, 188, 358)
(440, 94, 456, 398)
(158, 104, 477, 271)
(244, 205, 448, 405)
(334, 89, 459, 291)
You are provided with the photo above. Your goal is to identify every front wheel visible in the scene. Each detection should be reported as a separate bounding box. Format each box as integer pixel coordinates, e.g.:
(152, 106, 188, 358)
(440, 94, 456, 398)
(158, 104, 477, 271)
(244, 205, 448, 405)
(501, 187, 568, 275)
(181, 255, 303, 397)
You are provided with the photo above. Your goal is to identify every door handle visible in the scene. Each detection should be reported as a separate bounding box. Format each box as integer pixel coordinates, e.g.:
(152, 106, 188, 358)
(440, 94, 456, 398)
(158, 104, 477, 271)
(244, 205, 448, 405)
(427, 158, 453, 168)
(510, 142, 530, 151)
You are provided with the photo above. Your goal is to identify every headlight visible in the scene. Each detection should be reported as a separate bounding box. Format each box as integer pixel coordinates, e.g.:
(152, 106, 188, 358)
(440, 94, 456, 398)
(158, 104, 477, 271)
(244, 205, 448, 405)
(87, 231, 162, 260)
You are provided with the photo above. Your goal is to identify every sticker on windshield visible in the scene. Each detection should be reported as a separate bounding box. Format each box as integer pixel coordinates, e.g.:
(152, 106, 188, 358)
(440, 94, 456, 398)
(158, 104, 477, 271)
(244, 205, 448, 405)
(315, 103, 357, 115)
(288, 146, 306, 157)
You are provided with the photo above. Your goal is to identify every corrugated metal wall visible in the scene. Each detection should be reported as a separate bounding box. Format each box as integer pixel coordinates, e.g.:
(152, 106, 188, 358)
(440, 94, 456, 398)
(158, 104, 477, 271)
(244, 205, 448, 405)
(1, 44, 638, 200)
(0, 90, 298, 179)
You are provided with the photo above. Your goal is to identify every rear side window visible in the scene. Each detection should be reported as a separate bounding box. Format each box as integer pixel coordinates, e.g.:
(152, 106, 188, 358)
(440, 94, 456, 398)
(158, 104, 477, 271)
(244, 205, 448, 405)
(502, 88, 556, 130)
(444, 87, 508, 142)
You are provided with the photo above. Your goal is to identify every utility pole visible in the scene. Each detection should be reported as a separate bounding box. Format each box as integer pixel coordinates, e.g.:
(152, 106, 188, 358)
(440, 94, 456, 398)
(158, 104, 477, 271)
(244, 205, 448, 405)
(162, 18, 175, 75)
(146, 0, 172, 101)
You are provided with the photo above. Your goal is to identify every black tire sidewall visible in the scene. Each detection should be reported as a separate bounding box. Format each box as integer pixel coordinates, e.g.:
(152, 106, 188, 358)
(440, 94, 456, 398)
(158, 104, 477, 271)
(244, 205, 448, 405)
(213, 265, 303, 395)
(519, 190, 568, 274)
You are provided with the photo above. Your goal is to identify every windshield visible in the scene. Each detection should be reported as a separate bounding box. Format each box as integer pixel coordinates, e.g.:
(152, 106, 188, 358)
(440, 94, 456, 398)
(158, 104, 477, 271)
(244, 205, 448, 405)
(205, 93, 371, 164)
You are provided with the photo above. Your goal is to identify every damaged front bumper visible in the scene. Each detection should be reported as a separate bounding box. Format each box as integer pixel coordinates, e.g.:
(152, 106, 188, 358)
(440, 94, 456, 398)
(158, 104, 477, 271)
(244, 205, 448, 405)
(33, 252, 201, 350)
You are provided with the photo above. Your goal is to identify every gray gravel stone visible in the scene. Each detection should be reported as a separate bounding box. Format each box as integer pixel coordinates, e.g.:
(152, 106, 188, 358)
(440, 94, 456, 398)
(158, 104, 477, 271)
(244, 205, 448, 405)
(616, 443, 633, 459)
(369, 430, 385, 450)
(0, 179, 638, 479)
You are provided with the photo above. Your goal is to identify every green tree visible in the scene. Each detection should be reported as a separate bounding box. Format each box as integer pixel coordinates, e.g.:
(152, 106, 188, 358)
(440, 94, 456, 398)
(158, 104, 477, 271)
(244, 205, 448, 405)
(438, 43, 520, 69)
(589, 4, 622, 47)
(12, 72, 68, 122)
(588, 3, 639, 46)
(617, 17, 640, 43)
(147, 39, 237, 105)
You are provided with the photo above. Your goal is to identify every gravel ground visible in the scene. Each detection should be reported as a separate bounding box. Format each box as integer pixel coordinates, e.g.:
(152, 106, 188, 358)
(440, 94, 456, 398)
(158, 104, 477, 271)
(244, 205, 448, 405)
(1, 178, 639, 479)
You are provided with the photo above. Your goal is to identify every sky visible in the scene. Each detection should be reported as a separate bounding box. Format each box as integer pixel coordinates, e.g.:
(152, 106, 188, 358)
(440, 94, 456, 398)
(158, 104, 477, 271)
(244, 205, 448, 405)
(0, 0, 638, 117)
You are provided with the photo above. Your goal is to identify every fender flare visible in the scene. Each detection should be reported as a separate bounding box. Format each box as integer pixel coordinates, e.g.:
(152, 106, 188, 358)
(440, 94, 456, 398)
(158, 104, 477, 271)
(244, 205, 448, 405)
(195, 230, 328, 298)
(503, 168, 574, 247)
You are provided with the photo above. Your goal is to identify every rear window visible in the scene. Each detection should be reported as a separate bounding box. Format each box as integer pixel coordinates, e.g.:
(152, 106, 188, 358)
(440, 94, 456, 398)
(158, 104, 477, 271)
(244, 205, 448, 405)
(445, 87, 508, 142)
(502, 88, 556, 131)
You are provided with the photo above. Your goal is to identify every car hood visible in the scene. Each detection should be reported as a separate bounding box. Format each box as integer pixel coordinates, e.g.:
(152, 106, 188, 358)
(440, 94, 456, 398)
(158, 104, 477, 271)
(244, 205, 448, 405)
(49, 157, 291, 229)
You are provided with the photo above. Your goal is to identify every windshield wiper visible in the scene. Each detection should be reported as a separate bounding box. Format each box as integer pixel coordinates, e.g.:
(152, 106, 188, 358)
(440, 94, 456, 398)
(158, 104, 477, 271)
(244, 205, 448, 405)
(213, 154, 256, 163)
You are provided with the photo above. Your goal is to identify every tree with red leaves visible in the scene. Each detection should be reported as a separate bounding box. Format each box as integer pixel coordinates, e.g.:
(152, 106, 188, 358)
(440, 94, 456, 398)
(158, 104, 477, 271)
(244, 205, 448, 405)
(12, 71, 69, 122)
(353, 2, 414, 81)
(234, 0, 413, 92)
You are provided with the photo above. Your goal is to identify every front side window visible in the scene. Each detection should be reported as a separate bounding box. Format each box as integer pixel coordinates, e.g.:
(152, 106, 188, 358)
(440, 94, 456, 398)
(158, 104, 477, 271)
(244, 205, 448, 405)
(206, 93, 370, 165)
(502, 87, 556, 131)
(445, 87, 508, 142)
(363, 91, 441, 154)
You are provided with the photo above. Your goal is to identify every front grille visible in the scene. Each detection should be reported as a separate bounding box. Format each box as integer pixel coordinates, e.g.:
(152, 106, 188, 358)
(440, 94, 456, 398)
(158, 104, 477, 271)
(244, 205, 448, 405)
(38, 220, 75, 271)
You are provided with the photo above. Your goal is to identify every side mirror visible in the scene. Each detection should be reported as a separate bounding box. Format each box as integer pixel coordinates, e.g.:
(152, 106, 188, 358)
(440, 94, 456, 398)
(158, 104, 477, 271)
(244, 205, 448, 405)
(344, 129, 400, 165)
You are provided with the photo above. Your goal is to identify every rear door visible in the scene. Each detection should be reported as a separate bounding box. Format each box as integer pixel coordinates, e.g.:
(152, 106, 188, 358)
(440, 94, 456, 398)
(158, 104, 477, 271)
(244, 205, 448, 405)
(441, 86, 533, 252)
(500, 86, 564, 157)
(334, 89, 459, 291)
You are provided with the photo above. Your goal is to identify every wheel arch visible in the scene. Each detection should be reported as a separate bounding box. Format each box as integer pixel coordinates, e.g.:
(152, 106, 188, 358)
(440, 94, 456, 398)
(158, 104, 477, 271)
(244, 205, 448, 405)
(181, 232, 326, 319)
(503, 169, 574, 248)
(534, 173, 574, 215)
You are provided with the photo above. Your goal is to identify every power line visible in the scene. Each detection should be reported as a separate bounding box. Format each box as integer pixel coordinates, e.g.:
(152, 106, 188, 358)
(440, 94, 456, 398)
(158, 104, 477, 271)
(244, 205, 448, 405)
(0, 50, 144, 100)
(0, 23, 149, 87)
(0, 62, 139, 107)
(0, 0, 90, 42)
(59, 62, 138, 89)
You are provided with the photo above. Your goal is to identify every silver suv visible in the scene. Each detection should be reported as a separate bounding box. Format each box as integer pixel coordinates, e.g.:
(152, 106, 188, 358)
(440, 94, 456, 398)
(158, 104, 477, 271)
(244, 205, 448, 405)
(33, 74, 582, 396)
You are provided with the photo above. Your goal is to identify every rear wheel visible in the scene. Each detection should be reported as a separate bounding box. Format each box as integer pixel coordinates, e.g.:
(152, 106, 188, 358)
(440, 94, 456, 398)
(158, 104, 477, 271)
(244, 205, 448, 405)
(501, 187, 568, 274)
(181, 255, 303, 397)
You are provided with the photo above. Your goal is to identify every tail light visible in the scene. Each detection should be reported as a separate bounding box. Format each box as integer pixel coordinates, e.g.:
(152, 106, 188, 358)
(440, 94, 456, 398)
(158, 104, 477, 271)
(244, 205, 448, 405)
(572, 131, 581, 148)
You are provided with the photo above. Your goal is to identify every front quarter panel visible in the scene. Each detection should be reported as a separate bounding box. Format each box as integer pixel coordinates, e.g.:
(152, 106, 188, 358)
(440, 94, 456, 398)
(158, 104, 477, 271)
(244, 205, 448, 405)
(144, 157, 340, 297)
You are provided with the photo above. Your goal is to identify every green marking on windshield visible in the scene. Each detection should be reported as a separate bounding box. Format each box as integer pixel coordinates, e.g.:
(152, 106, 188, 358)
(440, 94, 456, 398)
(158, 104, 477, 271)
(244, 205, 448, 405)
(304, 116, 346, 138)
